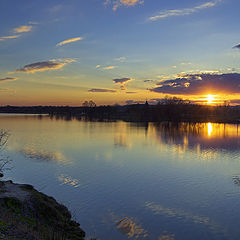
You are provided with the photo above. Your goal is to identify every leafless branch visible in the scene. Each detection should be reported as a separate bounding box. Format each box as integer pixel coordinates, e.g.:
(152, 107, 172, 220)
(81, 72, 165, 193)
(0, 130, 11, 174)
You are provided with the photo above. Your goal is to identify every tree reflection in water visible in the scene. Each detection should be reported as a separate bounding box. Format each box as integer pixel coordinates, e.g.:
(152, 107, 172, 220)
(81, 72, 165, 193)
(153, 122, 240, 152)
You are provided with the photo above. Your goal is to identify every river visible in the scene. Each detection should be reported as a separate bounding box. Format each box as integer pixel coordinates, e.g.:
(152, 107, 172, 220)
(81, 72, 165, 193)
(1, 114, 240, 240)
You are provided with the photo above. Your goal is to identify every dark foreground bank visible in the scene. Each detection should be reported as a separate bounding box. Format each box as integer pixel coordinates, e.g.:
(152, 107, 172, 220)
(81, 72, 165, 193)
(0, 180, 85, 240)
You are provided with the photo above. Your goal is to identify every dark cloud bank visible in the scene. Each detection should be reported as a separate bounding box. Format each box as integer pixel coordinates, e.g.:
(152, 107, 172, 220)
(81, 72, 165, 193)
(150, 73, 240, 95)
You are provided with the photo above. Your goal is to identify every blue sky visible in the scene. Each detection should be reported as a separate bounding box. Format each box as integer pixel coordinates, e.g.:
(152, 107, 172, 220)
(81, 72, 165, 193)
(0, 0, 240, 105)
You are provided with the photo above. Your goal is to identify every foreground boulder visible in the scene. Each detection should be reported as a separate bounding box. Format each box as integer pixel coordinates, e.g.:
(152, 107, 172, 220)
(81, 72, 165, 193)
(0, 180, 85, 240)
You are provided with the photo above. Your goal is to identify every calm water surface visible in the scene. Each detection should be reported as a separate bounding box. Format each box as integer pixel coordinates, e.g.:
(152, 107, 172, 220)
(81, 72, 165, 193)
(1, 115, 240, 240)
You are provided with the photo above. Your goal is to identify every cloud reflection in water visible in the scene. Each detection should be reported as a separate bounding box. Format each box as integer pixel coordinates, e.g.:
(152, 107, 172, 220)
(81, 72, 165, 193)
(116, 217, 148, 239)
(58, 174, 81, 188)
(18, 147, 70, 164)
(145, 202, 228, 237)
(108, 211, 148, 239)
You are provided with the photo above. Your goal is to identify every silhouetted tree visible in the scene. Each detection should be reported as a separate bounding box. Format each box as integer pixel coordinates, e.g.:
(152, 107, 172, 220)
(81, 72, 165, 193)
(89, 100, 97, 107)
(159, 96, 190, 105)
(82, 100, 96, 107)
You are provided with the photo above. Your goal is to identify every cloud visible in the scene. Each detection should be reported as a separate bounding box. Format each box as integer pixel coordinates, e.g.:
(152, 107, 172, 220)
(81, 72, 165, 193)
(230, 99, 240, 104)
(126, 91, 137, 94)
(113, 77, 132, 84)
(57, 37, 83, 46)
(88, 88, 117, 93)
(105, 0, 143, 11)
(16, 60, 70, 73)
(113, 77, 133, 90)
(0, 77, 17, 82)
(96, 65, 117, 70)
(114, 56, 127, 62)
(150, 73, 240, 95)
(28, 21, 38, 25)
(0, 35, 20, 41)
(14, 25, 33, 33)
(50, 58, 76, 63)
(233, 43, 240, 49)
(49, 5, 64, 13)
(126, 100, 145, 105)
(0, 24, 34, 42)
(103, 66, 117, 70)
(149, 0, 221, 21)
(143, 79, 154, 83)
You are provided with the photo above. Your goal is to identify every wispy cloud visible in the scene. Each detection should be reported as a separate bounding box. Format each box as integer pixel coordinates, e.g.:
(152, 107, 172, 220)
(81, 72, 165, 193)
(126, 100, 145, 104)
(0, 35, 20, 41)
(96, 65, 118, 70)
(50, 58, 76, 63)
(28, 21, 38, 25)
(126, 91, 137, 94)
(16, 59, 71, 73)
(105, 0, 144, 11)
(0, 24, 34, 42)
(49, 5, 64, 13)
(143, 79, 154, 83)
(0, 77, 17, 82)
(57, 37, 83, 46)
(14, 25, 33, 33)
(149, 0, 221, 21)
(88, 88, 117, 93)
(114, 56, 127, 62)
(103, 66, 117, 70)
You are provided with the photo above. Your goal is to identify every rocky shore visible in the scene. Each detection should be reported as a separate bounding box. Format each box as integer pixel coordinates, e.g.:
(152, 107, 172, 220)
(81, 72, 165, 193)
(0, 180, 85, 240)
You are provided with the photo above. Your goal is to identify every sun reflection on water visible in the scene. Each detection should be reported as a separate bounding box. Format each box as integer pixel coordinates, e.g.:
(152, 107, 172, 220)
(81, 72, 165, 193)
(207, 122, 213, 137)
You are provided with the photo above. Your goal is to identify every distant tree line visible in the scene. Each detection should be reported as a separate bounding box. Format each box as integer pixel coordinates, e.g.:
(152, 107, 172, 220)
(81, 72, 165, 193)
(0, 97, 240, 123)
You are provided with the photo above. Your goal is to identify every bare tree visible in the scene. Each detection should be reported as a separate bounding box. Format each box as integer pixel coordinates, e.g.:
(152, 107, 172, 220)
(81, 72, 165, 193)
(0, 130, 11, 176)
(88, 100, 96, 107)
(82, 101, 89, 107)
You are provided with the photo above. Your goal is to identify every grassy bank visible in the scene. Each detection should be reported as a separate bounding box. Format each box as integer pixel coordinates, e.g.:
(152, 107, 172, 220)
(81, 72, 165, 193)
(0, 180, 85, 240)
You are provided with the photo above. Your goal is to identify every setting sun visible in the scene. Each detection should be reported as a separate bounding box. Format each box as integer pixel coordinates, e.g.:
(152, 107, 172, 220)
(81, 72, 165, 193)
(206, 94, 215, 104)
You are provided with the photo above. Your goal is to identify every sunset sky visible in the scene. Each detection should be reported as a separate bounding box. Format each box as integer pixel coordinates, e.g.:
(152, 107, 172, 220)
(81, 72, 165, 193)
(0, 0, 240, 106)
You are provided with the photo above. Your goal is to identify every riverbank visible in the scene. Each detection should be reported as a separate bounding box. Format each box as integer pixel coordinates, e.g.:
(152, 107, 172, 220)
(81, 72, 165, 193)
(0, 180, 85, 240)
(1, 103, 240, 123)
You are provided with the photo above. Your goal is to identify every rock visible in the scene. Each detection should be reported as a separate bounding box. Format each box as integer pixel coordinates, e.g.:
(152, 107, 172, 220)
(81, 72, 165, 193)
(0, 173, 3, 178)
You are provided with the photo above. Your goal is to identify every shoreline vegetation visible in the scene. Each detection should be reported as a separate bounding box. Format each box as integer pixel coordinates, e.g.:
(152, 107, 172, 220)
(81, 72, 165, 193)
(0, 180, 85, 240)
(0, 130, 86, 240)
(1, 97, 240, 123)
